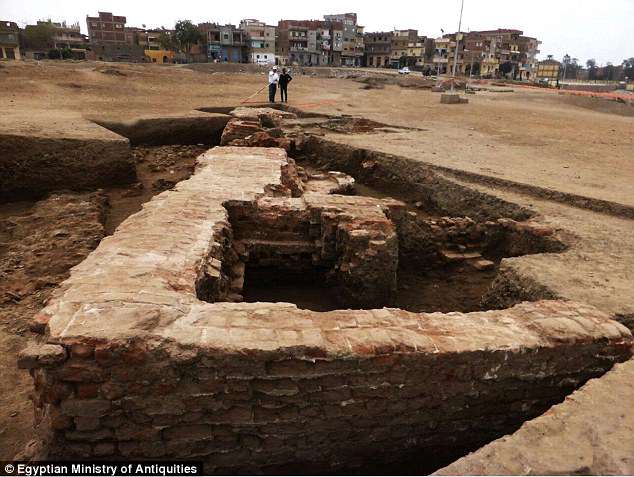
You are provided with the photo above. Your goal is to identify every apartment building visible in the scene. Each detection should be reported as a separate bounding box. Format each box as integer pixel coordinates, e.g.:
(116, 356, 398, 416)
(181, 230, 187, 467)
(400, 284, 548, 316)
(86, 12, 126, 44)
(435, 28, 541, 79)
(86, 12, 146, 61)
(323, 13, 363, 66)
(0, 20, 20, 59)
(205, 24, 247, 62)
(390, 29, 418, 68)
(364, 31, 392, 67)
(277, 19, 343, 66)
(535, 58, 561, 86)
(239, 19, 276, 65)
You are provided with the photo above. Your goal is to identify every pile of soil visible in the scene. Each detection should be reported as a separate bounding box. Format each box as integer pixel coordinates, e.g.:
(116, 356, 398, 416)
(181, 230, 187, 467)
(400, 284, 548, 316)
(318, 117, 395, 133)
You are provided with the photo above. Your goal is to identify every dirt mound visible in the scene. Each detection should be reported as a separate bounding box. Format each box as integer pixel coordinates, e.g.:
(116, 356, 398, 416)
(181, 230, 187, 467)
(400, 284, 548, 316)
(319, 117, 395, 133)
(94, 66, 126, 76)
(396, 76, 435, 89)
(356, 74, 435, 90)
(355, 77, 388, 90)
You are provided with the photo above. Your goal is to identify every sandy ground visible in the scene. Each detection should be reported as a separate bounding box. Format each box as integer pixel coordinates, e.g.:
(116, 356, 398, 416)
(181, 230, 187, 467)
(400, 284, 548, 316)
(2, 60, 632, 206)
(1, 59, 633, 460)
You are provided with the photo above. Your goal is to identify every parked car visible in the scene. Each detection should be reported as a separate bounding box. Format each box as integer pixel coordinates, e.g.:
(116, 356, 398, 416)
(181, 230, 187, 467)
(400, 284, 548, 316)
(398, 67, 410, 75)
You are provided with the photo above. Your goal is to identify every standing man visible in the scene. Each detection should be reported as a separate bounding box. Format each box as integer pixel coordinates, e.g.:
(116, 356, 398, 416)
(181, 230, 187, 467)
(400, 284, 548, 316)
(279, 68, 293, 103)
(268, 65, 279, 103)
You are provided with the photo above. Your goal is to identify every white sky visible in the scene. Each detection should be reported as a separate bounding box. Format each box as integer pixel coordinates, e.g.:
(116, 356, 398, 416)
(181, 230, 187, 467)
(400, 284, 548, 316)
(2, 0, 633, 64)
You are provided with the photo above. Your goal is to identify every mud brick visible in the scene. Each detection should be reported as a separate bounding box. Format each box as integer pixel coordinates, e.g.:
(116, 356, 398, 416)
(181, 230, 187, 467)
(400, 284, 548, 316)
(18, 343, 67, 369)
(100, 381, 125, 400)
(94, 345, 116, 366)
(61, 399, 111, 418)
(71, 343, 95, 359)
(118, 440, 166, 458)
(115, 423, 161, 441)
(65, 428, 113, 442)
(74, 416, 101, 431)
(76, 383, 100, 399)
(50, 408, 74, 430)
(252, 379, 299, 397)
(163, 424, 213, 442)
(469, 258, 495, 271)
(41, 381, 73, 404)
(57, 361, 105, 382)
(30, 313, 51, 334)
(92, 442, 116, 457)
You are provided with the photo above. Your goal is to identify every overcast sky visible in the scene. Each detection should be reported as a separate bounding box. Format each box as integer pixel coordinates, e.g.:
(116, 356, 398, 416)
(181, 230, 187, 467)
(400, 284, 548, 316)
(2, 0, 632, 64)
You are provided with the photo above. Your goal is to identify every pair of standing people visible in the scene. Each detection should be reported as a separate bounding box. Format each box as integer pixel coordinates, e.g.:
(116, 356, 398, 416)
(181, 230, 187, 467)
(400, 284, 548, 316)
(268, 65, 292, 103)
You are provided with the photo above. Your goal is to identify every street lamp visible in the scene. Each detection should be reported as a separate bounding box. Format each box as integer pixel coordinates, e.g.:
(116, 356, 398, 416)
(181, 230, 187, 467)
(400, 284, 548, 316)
(451, 0, 465, 92)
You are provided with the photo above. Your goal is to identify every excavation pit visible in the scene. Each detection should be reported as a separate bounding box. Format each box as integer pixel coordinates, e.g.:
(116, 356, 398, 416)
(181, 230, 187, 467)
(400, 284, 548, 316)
(20, 146, 633, 473)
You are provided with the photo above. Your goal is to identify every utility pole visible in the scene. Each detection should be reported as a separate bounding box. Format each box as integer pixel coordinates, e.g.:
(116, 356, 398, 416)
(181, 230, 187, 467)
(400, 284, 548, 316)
(450, 0, 465, 92)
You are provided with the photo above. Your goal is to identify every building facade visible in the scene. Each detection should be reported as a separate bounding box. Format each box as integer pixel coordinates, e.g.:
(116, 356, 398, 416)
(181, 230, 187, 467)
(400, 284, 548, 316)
(205, 24, 247, 62)
(364, 31, 392, 67)
(432, 28, 541, 79)
(323, 13, 363, 66)
(535, 59, 561, 86)
(277, 19, 343, 66)
(0, 20, 21, 59)
(390, 29, 418, 68)
(86, 12, 126, 44)
(86, 12, 146, 61)
(239, 19, 276, 65)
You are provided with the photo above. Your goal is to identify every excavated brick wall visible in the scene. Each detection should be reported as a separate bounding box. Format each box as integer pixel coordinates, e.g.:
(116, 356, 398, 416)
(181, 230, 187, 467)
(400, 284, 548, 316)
(20, 303, 633, 473)
(225, 193, 404, 308)
(18, 146, 633, 473)
(394, 214, 567, 269)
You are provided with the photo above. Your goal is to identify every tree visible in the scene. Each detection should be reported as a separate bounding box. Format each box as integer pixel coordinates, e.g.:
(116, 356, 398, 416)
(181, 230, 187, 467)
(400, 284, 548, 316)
(586, 58, 598, 80)
(562, 54, 571, 79)
(21, 21, 56, 50)
(174, 20, 203, 61)
(158, 30, 177, 51)
(623, 57, 634, 80)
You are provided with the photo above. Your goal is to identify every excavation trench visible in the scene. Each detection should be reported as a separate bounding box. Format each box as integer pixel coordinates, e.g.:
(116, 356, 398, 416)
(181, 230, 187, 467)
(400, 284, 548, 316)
(193, 153, 566, 315)
(9, 107, 617, 474)
(16, 138, 632, 475)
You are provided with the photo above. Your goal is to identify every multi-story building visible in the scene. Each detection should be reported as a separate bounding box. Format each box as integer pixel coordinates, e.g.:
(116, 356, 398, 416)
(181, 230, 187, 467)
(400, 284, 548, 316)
(390, 29, 418, 68)
(86, 12, 126, 44)
(432, 36, 451, 74)
(517, 35, 540, 80)
(364, 31, 392, 68)
(323, 13, 363, 66)
(39, 21, 89, 52)
(87, 12, 146, 61)
(0, 20, 20, 59)
(239, 19, 276, 65)
(436, 28, 541, 79)
(205, 24, 247, 62)
(535, 59, 561, 86)
(277, 20, 343, 66)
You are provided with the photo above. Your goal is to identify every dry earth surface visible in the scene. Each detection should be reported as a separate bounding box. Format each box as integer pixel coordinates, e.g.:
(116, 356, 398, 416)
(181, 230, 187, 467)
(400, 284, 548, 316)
(1, 60, 633, 465)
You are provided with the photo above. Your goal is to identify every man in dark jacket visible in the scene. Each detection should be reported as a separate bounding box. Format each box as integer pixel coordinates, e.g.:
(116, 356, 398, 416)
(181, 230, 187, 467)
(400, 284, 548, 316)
(279, 68, 292, 103)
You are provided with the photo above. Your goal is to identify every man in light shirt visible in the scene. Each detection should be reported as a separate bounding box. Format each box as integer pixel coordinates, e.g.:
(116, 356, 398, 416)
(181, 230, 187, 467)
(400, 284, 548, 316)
(268, 65, 279, 103)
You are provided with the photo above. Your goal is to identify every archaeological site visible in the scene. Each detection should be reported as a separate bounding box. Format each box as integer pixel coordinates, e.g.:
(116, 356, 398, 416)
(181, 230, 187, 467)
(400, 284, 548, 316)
(1, 60, 633, 475)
